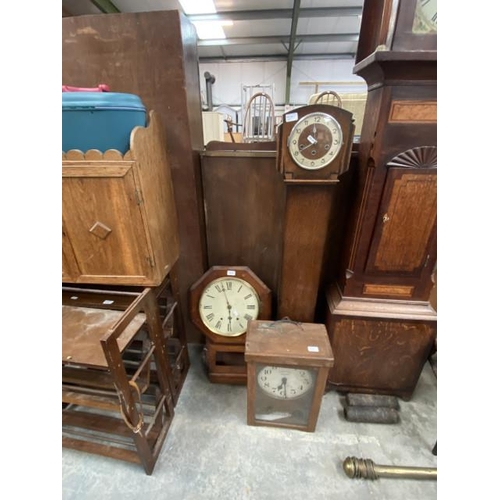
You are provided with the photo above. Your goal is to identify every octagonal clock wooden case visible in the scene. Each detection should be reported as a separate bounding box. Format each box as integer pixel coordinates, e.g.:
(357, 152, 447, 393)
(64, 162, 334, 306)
(189, 266, 272, 384)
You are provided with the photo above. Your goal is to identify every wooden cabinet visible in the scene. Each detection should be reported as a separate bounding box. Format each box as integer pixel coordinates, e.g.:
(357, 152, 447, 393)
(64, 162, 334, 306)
(62, 111, 179, 286)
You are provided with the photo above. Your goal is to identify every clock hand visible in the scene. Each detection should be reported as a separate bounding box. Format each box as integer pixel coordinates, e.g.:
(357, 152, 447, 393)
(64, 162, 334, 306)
(282, 377, 287, 399)
(300, 137, 318, 152)
(221, 286, 232, 310)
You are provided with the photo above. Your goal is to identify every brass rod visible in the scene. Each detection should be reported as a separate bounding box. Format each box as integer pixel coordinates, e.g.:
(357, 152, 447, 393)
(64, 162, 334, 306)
(343, 457, 437, 481)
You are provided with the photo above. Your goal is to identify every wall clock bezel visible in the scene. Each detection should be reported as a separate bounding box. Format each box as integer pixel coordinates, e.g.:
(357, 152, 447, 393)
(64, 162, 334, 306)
(189, 266, 272, 345)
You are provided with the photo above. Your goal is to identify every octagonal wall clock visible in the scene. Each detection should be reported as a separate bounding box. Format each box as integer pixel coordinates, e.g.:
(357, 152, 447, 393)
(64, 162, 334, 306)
(189, 266, 272, 384)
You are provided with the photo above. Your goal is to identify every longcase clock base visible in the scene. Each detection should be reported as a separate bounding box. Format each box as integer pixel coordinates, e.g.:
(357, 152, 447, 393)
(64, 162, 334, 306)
(325, 285, 436, 401)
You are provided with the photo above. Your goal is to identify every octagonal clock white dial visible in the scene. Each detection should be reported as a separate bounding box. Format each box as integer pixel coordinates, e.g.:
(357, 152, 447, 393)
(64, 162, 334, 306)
(198, 277, 260, 337)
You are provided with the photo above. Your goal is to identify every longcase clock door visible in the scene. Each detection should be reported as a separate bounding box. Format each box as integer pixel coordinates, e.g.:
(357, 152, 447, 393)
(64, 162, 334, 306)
(364, 166, 437, 297)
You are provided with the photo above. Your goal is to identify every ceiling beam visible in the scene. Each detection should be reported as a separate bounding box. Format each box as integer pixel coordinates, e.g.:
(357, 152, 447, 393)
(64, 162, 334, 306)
(285, 0, 302, 105)
(90, 0, 120, 14)
(199, 53, 356, 63)
(188, 7, 362, 22)
(198, 33, 359, 47)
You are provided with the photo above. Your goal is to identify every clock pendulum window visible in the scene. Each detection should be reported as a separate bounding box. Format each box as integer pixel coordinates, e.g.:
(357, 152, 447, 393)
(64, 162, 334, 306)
(245, 319, 334, 432)
(324, 0, 437, 400)
(276, 104, 355, 323)
(189, 266, 272, 384)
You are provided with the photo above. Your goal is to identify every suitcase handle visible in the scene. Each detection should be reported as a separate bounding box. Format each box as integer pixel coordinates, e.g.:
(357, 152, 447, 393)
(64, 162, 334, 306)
(62, 84, 110, 92)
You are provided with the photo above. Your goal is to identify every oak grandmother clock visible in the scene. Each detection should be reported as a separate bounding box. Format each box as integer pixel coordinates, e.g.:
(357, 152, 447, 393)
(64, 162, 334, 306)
(276, 104, 354, 322)
(325, 0, 437, 400)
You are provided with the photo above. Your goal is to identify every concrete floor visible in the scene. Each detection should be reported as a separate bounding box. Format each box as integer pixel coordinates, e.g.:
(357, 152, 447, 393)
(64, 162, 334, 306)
(62, 344, 437, 500)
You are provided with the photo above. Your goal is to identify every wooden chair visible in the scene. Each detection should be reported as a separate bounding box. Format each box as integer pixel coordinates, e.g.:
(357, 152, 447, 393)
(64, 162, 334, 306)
(242, 91, 276, 142)
(312, 90, 343, 107)
(62, 286, 176, 475)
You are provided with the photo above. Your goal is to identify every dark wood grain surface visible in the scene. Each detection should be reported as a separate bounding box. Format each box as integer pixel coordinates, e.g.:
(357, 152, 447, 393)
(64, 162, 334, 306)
(200, 151, 285, 304)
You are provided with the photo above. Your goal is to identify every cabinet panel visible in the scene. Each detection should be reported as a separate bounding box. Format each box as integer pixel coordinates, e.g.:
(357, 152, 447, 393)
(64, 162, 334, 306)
(366, 169, 436, 276)
(62, 167, 153, 282)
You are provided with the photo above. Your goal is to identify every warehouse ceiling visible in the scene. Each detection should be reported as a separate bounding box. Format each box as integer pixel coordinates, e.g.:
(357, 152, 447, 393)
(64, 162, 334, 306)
(61, 0, 363, 63)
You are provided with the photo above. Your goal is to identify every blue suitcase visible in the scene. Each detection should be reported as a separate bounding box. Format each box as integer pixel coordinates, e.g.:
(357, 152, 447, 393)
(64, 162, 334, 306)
(62, 90, 147, 153)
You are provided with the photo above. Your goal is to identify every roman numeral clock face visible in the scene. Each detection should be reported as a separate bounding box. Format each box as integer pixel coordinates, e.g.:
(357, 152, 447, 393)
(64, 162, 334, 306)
(198, 277, 260, 336)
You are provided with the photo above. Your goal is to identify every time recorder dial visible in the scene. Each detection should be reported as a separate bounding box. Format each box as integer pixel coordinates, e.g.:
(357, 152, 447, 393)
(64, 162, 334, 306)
(257, 366, 314, 400)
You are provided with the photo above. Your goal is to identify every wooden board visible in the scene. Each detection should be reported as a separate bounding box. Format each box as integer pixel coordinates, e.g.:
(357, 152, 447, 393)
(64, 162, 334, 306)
(200, 150, 285, 301)
(62, 306, 146, 368)
(245, 320, 333, 367)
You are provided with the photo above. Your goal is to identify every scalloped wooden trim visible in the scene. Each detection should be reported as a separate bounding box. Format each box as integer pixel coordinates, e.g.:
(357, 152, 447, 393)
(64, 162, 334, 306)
(62, 149, 127, 161)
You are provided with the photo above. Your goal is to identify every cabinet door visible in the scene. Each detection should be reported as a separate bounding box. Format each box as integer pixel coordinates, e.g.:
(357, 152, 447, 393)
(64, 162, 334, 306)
(365, 168, 436, 278)
(62, 163, 154, 284)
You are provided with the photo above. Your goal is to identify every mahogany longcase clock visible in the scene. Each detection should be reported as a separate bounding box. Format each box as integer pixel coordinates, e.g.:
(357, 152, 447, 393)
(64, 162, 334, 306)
(324, 0, 437, 400)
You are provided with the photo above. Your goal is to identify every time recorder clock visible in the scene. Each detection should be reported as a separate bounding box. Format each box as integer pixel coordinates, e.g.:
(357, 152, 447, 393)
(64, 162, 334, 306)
(190, 266, 272, 384)
(245, 319, 334, 432)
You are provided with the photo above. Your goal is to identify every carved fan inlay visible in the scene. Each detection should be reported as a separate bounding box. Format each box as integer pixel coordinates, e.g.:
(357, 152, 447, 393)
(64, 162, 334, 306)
(387, 146, 437, 169)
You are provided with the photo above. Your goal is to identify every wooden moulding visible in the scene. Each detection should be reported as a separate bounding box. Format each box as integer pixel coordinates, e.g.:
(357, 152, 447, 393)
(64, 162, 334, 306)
(327, 283, 437, 322)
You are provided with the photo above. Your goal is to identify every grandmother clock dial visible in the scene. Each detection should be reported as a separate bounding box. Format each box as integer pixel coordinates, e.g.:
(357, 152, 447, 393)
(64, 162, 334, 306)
(276, 104, 354, 323)
(189, 266, 271, 384)
(324, 0, 437, 400)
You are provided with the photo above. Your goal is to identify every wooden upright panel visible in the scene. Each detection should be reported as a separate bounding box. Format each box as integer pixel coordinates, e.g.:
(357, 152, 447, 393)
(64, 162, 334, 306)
(62, 11, 206, 341)
(278, 185, 336, 322)
(200, 150, 285, 302)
